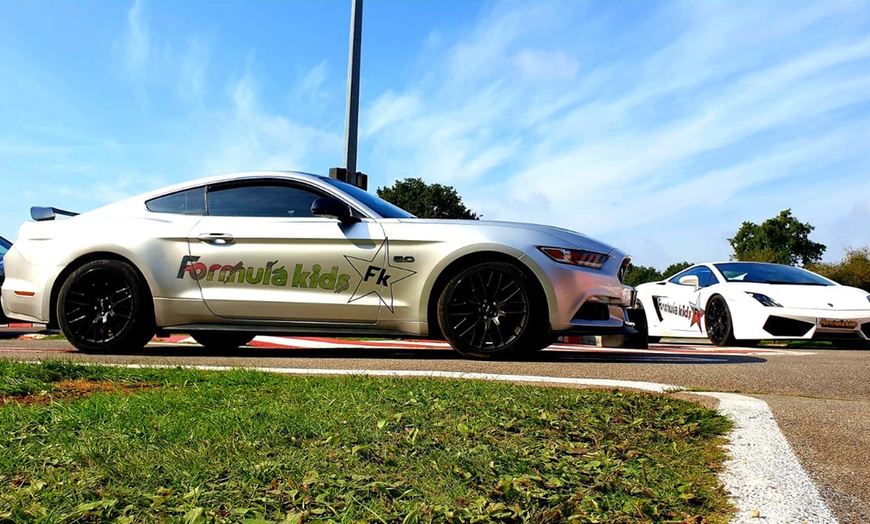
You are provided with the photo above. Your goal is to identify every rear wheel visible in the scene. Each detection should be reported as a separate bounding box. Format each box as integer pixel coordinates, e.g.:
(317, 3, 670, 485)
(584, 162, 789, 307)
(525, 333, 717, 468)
(437, 262, 543, 359)
(705, 295, 735, 346)
(57, 259, 155, 353)
(191, 331, 255, 351)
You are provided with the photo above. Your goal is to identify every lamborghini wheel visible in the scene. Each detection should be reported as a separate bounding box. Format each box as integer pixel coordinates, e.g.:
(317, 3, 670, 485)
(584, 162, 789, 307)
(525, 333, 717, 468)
(705, 295, 735, 346)
(57, 259, 155, 353)
(437, 262, 542, 359)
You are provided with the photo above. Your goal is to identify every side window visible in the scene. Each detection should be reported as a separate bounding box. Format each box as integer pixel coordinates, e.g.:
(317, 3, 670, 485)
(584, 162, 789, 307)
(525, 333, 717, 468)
(206, 182, 324, 218)
(704, 270, 720, 287)
(146, 187, 206, 215)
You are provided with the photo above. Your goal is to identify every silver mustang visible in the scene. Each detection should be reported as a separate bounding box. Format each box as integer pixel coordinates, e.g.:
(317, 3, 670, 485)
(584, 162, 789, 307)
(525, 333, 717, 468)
(1, 171, 641, 359)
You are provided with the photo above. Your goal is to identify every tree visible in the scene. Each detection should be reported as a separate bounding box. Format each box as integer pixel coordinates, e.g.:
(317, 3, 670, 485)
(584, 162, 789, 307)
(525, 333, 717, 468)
(807, 247, 870, 292)
(622, 264, 662, 288)
(661, 261, 693, 278)
(376, 178, 479, 219)
(728, 209, 825, 266)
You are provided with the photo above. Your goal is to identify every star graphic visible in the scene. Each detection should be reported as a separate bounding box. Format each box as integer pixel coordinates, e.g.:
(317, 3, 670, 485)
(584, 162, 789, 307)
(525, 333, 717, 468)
(689, 297, 705, 332)
(344, 238, 416, 313)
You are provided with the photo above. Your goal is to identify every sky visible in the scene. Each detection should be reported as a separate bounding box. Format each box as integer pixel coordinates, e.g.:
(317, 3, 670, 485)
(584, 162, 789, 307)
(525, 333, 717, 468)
(1, 0, 869, 270)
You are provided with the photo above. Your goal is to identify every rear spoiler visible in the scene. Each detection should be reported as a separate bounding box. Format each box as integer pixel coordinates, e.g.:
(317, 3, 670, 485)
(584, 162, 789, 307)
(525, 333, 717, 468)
(30, 206, 79, 222)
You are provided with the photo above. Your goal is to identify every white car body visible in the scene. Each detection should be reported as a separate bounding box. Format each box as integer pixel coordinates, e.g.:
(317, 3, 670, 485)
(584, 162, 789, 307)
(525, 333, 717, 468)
(636, 262, 870, 347)
(1, 171, 640, 358)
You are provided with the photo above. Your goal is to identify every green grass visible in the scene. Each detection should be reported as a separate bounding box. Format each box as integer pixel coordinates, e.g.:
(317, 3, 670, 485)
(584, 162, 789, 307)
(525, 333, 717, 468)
(0, 361, 733, 523)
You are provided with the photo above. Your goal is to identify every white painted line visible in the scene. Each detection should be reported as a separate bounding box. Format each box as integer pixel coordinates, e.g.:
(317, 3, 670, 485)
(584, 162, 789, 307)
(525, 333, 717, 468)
(694, 392, 838, 524)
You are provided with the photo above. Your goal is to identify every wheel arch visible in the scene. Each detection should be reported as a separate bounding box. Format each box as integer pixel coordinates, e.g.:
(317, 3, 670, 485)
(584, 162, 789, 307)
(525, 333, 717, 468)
(49, 251, 156, 328)
(424, 251, 550, 340)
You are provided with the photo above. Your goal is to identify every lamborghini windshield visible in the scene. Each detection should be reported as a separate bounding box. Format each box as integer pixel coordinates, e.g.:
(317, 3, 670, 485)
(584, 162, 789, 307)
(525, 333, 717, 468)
(713, 262, 834, 286)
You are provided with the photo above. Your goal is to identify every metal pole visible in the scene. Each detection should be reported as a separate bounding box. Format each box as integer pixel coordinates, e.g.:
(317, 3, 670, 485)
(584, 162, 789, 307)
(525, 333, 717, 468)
(344, 0, 363, 185)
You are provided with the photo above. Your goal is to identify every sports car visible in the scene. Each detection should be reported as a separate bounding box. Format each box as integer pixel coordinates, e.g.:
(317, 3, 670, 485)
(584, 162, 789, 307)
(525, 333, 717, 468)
(1, 170, 641, 359)
(636, 261, 870, 348)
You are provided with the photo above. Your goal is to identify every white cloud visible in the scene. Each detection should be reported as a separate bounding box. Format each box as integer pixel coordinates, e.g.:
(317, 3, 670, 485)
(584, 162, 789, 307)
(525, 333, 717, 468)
(122, 0, 150, 78)
(362, 1, 870, 268)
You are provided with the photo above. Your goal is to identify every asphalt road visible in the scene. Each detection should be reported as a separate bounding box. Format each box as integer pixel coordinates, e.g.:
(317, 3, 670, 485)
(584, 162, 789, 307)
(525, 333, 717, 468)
(1, 330, 867, 523)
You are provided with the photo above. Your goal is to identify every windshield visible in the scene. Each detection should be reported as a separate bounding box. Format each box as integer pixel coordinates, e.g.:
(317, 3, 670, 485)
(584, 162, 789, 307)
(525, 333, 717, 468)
(713, 262, 834, 286)
(318, 176, 415, 219)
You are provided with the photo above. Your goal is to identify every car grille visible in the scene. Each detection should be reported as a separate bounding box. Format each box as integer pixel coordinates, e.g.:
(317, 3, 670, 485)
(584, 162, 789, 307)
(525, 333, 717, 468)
(763, 316, 814, 337)
(617, 257, 630, 284)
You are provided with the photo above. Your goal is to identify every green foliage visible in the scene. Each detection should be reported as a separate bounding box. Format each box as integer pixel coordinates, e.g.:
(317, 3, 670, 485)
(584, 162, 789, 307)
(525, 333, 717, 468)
(377, 178, 479, 219)
(662, 261, 693, 279)
(0, 363, 733, 523)
(728, 209, 826, 266)
(622, 264, 663, 287)
(807, 247, 870, 292)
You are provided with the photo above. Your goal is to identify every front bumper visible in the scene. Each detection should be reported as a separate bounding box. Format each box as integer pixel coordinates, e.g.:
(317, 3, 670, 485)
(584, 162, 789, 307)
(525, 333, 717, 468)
(747, 308, 870, 341)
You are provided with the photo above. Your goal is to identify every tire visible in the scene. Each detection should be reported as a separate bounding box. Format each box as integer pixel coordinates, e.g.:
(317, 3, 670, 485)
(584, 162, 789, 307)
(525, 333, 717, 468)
(831, 339, 869, 350)
(57, 259, 155, 353)
(704, 295, 735, 346)
(623, 307, 649, 349)
(437, 262, 543, 359)
(191, 331, 255, 351)
(648, 336, 662, 344)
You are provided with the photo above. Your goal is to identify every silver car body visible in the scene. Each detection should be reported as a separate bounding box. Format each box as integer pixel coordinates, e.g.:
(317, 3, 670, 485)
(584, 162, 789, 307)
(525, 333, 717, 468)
(2, 171, 637, 354)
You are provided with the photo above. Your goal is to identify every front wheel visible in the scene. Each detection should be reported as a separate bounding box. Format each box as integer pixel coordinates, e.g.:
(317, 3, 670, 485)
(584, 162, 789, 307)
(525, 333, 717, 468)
(437, 262, 543, 359)
(57, 259, 155, 353)
(832, 339, 869, 350)
(705, 295, 735, 346)
(191, 331, 255, 351)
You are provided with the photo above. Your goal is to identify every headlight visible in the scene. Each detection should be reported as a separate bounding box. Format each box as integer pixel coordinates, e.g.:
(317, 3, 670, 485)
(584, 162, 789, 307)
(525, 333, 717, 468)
(538, 247, 610, 269)
(747, 292, 782, 307)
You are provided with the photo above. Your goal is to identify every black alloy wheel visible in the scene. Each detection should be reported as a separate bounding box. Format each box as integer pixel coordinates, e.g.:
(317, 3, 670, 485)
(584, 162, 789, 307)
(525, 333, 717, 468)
(191, 331, 256, 351)
(705, 295, 735, 346)
(57, 259, 155, 353)
(437, 262, 541, 359)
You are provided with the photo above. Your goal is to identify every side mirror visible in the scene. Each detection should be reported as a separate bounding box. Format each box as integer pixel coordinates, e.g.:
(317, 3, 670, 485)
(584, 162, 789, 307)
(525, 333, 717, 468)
(311, 197, 360, 223)
(678, 275, 700, 290)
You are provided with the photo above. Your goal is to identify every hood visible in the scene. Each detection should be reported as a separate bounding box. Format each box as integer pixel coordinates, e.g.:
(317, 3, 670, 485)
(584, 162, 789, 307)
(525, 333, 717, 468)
(730, 282, 870, 310)
(397, 218, 619, 255)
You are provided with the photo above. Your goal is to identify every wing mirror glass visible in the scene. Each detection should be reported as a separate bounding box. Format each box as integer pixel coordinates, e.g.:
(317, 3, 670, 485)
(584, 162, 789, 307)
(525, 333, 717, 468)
(311, 197, 360, 223)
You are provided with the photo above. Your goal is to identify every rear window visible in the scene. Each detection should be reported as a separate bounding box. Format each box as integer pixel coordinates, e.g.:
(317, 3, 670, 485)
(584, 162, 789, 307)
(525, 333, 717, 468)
(146, 187, 206, 215)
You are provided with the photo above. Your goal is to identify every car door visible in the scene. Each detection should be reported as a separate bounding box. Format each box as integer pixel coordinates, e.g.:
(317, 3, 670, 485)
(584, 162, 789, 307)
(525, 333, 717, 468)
(648, 266, 717, 335)
(185, 179, 385, 323)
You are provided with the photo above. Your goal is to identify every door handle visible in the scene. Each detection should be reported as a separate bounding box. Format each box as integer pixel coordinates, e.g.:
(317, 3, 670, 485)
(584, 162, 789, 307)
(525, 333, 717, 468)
(197, 233, 234, 245)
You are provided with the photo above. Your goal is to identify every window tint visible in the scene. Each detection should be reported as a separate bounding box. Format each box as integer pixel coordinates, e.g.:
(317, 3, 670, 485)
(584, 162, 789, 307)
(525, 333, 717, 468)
(207, 182, 324, 218)
(318, 176, 414, 218)
(146, 187, 206, 215)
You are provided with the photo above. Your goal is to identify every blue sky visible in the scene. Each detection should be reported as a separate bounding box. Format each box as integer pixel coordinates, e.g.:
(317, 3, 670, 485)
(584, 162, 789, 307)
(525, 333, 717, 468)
(2, 0, 869, 270)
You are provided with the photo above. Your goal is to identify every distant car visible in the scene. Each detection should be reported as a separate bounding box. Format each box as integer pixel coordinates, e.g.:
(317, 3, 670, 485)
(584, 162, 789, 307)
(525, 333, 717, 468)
(0, 235, 10, 324)
(1, 171, 642, 358)
(636, 262, 870, 349)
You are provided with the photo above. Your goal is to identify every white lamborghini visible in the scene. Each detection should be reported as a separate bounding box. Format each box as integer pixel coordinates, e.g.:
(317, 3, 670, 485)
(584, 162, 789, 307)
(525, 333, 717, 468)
(636, 262, 870, 348)
(1, 170, 643, 359)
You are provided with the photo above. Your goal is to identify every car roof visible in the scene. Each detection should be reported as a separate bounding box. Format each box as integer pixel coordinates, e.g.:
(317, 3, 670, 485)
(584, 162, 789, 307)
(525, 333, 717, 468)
(135, 170, 323, 201)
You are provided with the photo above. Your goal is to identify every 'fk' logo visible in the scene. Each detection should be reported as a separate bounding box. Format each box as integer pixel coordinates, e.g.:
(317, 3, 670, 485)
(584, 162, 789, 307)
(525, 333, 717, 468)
(345, 239, 415, 313)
